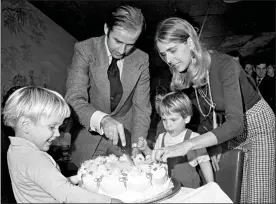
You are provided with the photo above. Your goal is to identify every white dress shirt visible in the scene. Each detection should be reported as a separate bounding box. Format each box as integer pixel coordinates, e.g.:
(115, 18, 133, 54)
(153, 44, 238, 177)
(89, 36, 124, 134)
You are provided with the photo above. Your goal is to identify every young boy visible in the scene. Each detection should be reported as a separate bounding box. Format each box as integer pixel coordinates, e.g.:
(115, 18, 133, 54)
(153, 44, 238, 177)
(2, 86, 122, 203)
(138, 91, 214, 188)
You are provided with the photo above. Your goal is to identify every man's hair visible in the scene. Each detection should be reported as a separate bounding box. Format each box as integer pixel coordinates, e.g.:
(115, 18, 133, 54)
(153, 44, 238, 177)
(155, 85, 169, 98)
(159, 91, 193, 119)
(3, 86, 70, 128)
(106, 5, 145, 33)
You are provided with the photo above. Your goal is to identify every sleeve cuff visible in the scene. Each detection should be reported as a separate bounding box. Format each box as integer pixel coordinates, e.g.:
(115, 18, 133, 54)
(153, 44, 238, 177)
(90, 111, 108, 135)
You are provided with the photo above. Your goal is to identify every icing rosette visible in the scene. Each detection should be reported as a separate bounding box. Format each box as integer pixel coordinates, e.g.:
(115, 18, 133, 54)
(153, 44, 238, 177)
(93, 156, 107, 165)
(127, 170, 151, 192)
(151, 165, 168, 185)
(105, 154, 118, 163)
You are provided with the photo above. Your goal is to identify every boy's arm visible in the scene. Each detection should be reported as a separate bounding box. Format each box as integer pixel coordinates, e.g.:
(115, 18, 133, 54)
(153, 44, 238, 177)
(142, 145, 152, 156)
(199, 161, 214, 183)
(28, 153, 112, 203)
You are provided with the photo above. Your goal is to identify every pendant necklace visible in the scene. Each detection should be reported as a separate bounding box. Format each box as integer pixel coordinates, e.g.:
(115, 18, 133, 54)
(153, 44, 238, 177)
(195, 70, 218, 129)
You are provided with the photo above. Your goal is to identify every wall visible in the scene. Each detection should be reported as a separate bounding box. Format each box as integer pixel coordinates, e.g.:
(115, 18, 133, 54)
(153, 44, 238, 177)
(1, 0, 77, 99)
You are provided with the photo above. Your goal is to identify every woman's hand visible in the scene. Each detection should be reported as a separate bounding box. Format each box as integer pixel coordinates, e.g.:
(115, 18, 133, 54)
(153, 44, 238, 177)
(151, 140, 193, 162)
(137, 137, 147, 151)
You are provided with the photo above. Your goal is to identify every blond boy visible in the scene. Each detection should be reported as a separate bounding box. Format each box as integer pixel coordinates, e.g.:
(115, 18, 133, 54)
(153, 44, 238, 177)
(3, 86, 122, 203)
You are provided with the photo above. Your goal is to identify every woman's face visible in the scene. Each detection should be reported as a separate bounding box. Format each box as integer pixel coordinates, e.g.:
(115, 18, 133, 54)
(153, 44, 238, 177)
(267, 65, 274, 77)
(156, 41, 191, 73)
(244, 64, 253, 76)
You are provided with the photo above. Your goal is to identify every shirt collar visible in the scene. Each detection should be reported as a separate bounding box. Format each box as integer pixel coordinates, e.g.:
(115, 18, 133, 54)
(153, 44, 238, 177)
(104, 35, 124, 65)
(9, 136, 40, 151)
(104, 35, 112, 58)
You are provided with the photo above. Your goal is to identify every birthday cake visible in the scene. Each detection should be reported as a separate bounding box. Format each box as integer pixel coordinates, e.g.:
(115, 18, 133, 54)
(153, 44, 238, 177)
(78, 154, 173, 203)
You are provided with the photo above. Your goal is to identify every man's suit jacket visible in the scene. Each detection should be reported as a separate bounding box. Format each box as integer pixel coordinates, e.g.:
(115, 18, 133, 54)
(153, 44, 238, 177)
(65, 35, 152, 145)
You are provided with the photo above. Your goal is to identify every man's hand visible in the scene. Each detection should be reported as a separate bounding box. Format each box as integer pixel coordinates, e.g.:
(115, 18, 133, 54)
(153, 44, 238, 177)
(101, 116, 126, 146)
(132, 147, 141, 157)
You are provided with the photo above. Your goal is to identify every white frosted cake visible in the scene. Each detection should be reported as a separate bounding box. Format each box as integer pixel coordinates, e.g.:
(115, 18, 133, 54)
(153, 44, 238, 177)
(78, 154, 173, 202)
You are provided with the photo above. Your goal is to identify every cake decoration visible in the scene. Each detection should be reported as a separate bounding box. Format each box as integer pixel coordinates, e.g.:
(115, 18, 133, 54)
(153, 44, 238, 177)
(78, 154, 174, 202)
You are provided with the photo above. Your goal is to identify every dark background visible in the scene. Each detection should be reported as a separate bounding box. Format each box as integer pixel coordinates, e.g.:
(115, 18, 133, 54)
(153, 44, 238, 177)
(29, 0, 275, 66)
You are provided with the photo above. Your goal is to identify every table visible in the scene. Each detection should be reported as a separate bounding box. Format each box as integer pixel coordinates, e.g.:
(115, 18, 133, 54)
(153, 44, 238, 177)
(160, 182, 233, 203)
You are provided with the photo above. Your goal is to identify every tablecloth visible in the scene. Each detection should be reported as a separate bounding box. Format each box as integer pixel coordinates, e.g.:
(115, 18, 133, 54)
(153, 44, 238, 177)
(160, 182, 233, 203)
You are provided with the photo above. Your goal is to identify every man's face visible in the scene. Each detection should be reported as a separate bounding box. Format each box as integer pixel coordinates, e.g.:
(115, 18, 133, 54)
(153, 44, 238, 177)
(105, 25, 141, 59)
(255, 63, 267, 78)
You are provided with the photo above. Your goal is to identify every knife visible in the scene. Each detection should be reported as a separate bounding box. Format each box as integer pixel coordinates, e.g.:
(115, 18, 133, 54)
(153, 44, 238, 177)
(121, 147, 135, 166)
(117, 136, 135, 166)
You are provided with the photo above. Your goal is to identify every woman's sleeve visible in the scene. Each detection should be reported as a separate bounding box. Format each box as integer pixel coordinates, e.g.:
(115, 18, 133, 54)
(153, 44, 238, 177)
(211, 59, 244, 144)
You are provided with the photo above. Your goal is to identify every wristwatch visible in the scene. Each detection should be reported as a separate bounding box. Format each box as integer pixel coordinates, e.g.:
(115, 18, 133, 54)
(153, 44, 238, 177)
(132, 143, 138, 148)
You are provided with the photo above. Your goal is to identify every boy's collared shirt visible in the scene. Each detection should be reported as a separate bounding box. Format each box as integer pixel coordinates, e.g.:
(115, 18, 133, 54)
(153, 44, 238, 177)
(8, 136, 111, 203)
(154, 129, 210, 167)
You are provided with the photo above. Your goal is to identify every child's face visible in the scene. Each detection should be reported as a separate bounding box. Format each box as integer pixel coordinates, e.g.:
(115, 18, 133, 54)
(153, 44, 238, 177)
(161, 112, 188, 137)
(28, 115, 65, 152)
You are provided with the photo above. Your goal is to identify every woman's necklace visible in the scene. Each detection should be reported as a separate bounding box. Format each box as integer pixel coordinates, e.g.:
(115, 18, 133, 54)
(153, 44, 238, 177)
(195, 70, 218, 129)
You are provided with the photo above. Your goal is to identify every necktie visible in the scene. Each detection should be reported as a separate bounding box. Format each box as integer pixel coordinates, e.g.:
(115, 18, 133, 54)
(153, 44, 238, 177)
(107, 57, 123, 112)
(257, 78, 262, 86)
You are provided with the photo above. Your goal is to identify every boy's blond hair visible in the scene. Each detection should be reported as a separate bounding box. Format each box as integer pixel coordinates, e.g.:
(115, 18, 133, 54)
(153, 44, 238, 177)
(3, 86, 71, 128)
(159, 91, 193, 119)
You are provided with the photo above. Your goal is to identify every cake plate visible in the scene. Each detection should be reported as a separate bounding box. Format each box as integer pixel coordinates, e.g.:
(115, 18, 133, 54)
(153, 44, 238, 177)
(137, 177, 181, 203)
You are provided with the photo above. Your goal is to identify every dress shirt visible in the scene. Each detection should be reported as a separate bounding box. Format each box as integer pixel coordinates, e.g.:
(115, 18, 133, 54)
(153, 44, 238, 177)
(89, 36, 124, 134)
(7, 137, 111, 203)
(256, 77, 263, 86)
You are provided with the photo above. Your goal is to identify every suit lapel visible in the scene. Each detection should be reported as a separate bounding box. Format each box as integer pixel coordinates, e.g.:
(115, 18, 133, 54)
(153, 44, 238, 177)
(89, 37, 141, 113)
(89, 36, 111, 111)
(115, 54, 140, 111)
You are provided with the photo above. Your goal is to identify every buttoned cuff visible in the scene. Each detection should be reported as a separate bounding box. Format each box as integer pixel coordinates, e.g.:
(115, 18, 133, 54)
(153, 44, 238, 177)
(90, 111, 108, 135)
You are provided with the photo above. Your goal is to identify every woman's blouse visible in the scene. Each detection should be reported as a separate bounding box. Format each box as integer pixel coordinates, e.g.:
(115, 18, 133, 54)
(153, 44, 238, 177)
(207, 51, 261, 143)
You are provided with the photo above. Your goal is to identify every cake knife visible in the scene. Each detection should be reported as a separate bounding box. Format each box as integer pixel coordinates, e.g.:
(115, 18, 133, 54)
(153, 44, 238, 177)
(121, 146, 136, 166)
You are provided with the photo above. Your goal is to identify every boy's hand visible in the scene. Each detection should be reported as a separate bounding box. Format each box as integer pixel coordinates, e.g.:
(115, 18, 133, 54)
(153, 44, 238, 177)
(111, 198, 124, 203)
(132, 147, 140, 157)
(67, 175, 80, 185)
(137, 137, 147, 151)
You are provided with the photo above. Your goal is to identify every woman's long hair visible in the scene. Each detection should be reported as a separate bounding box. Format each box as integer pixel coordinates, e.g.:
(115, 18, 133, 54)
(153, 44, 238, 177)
(154, 17, 211, 90)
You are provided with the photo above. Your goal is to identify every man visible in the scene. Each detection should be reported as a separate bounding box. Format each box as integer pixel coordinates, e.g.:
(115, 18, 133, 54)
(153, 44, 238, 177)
(254, 62, 275, 112)
(65, 5, 152, 166)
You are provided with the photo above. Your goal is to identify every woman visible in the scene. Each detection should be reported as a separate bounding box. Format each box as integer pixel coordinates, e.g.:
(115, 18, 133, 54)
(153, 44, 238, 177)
(152, 17, 275, 203)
